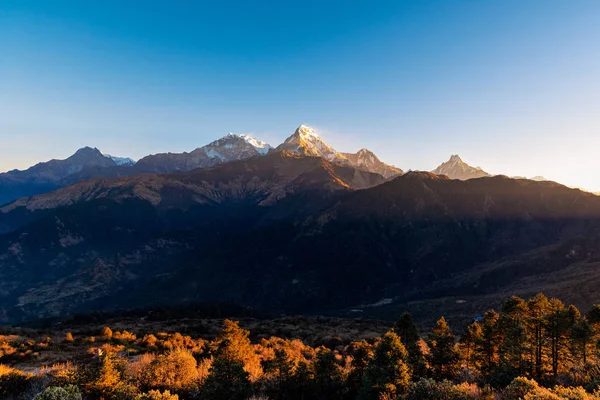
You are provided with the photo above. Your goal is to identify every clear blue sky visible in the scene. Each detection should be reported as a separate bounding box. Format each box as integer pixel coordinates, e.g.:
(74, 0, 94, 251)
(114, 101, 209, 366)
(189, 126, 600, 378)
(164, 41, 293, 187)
(1, 1, 599, 190)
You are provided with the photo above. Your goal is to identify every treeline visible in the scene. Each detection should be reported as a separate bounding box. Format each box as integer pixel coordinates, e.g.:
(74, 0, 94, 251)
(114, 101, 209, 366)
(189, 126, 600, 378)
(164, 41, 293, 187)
(2, 293, 600, 399)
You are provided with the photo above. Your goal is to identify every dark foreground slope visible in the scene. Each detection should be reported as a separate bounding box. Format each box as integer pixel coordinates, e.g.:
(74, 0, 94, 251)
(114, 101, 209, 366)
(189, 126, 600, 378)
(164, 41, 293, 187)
(1, 153, 600, 324)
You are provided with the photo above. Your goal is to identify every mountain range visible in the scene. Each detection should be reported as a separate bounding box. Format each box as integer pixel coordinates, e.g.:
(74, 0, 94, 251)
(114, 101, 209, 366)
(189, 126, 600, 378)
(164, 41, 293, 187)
(1, 124, 597, 324)
(0, 125, 551, 207)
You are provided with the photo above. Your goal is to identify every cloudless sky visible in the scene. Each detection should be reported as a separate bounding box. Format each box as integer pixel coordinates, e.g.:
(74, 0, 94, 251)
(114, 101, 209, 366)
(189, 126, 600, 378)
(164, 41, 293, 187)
(1, 1, 600, 190)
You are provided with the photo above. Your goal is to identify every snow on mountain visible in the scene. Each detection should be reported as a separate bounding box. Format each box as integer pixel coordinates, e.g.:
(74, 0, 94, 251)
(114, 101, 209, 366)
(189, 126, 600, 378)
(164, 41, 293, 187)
(234, 133, 272, 155)
(432, 155, 490, 180)
(277, 125, 403, 179)
(135, 133, 273, 173)
(104, 154, 136, 166)
(277, 125, 347, 162)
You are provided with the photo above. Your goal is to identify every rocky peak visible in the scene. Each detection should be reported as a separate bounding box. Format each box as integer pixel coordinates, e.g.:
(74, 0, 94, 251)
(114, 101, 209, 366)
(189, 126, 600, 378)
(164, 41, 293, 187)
(277, 125, 345, 162)
(432, 155, 490, 180)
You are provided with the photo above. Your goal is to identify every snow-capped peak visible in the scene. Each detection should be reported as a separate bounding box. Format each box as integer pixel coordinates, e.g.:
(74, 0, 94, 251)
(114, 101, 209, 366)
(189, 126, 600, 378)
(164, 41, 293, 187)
(227, 133, 273, 155)
(278, 125, 345, 162)
(295, 125, 321, 139)
(103, 154, 136, 166)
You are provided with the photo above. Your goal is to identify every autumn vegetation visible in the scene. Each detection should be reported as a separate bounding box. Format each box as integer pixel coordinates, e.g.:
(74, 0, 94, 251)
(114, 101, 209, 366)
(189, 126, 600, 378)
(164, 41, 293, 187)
(2, 294, 600, 399)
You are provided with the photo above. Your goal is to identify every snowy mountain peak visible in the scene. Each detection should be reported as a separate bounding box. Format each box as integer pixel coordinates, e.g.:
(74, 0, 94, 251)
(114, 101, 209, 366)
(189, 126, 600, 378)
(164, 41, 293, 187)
(103, 154, 136, 166)
(295, 124, 320, 139)
(227, 133, 273, 155)
(278, 125, 344, 162)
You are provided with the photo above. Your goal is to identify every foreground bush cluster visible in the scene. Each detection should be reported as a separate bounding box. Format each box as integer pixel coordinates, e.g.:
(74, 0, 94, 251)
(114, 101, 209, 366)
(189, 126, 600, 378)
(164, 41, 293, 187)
(2, 293, 600, 399)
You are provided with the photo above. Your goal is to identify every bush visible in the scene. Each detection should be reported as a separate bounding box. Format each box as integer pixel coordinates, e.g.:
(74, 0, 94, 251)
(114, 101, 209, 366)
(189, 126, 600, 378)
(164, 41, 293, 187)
(137, 390, 179, 400)
(0, 365, 30, 399)
(142, 348, 199, 391)
(405, 378, 481, 400)
(502, 377, 559, 400)
(32, 385, 82, 400)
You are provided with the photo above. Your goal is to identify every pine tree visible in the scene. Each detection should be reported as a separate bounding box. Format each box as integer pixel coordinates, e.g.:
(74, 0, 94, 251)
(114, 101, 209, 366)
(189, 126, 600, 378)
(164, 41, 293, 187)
(526, 293, 550, 381)
(264, 348, 296, 400)
(346, 340, 373, 399)
(572, 317, 594, 365)
(394, 312, 426, 378)
(214, 320, 262, 381)
(202, 356, 252, 400)
(361, 331, 411, 400)
(428, 317, 460, 381)
(312, 347, 344, 400)
(499, 296, 528, 378)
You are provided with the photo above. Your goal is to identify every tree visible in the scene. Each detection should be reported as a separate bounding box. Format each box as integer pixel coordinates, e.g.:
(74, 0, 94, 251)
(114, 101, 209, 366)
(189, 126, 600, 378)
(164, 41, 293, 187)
(498, 296, 528, 378)
(312, 347, 344, 399)
(394, 312, 426, 378)
(526, 293, 550, 381)
(346, 340, 373, 399)
(428, 317, 460, 381)
(213, 320, 262, 381)
(361, 331, 411, 399)
(572, 317, 594, 365)
(263, 348, 296, 400)
(545, 298, 573, 378)
(202, 356, 252, 400)
(474, 310, 500, 378)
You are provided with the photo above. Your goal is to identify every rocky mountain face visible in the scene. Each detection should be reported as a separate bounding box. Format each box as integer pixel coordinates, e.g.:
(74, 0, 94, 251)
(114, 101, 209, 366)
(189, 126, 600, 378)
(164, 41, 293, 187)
(432, 154, 490, 180)
(1, 152, 599, 323)
(340, 149, 403, 179)
(134, 133, 272, 174)
(0, 147, 120, 206)
(278, 125, 402, 179)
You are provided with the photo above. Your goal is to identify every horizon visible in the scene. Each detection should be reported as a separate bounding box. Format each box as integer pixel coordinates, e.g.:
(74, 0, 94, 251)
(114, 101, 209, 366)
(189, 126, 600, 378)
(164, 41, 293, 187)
(2, 1, 600, 190)
(0, 125, 581, 189)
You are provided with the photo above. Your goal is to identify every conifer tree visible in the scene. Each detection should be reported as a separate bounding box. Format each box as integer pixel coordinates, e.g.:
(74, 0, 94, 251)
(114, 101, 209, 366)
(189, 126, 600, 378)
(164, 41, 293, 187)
(499, 296, 528, 378)
(428, 317, 460, 381)
(394, 312, 426, 378)
(361, 331, 411, 399)
(214, 320, 262, 381)
(264, 348, 296, 400)
(312, 347, 344, 399)
(346, 340, 373, 399)
(526, 293, 550, 381)
(202, 357, 252, 400)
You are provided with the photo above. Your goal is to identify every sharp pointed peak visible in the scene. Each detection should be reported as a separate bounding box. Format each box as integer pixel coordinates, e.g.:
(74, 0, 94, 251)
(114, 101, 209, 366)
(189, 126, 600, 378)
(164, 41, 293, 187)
(295, 124, 320, 138)
(449, 154, 463, 162)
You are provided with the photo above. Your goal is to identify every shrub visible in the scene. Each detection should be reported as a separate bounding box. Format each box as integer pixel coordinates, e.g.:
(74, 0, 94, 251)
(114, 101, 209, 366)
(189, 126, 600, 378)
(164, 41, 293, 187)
(137, 390, 179, 400)
(405, 378, 480, 400)
(142, 348, 199, 391)
(0, 365, 31, 399)
(32, 385, 82, 400)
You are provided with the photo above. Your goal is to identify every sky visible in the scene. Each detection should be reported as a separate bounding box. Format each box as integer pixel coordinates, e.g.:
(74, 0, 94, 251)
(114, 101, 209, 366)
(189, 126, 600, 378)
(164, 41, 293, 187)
(1, 0, 600, 190)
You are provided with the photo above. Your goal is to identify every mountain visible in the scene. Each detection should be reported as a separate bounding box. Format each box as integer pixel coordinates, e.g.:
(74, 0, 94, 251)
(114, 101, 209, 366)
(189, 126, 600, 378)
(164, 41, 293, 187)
(276, 125, 346, 162)
(134, 133, 272, 174)
(1, 153, 600, 323)
(0, 147, 117, 206)
(278, 125, 402, 179)
(340, 148, 403, 179)
(104, 155, 136, 166)
(432, 154, 490, 180)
